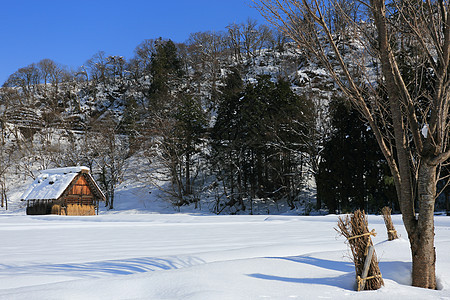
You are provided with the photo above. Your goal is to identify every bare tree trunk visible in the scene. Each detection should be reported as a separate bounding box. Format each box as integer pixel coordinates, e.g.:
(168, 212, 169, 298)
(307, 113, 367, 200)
(411, 161, 437, 288)
(371, 0, 436, 288)
(446, 187, 449, 216)
(186, 151, 191, 195)
(0, 182, 3, 208)
(109, 187, 115, 210)
(229, 151, 235, 203)
(237, 153, 244, 210)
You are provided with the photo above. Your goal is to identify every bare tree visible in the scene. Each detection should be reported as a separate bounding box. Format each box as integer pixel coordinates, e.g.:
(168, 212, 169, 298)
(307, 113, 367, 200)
(241, 18, 260, 59)
(37, 58, 55, 86)
(226, 22, 243, 62)
(86, 51, 109, 85)
(0, 140, 13, 210)
(129, 39, 159, 81)
(253, 0, 450, 289)
(187, 31, 226, 73)
(37, 59, 70, 107)
(141, 114, 186, 204)
(269, 29, 289, 51)
(241, 18, 274, 59)
(187, 31, 227, 107)
(106, 56, 126, 80)
(3, 64, 40, 101)
(91, 117, 128, 210)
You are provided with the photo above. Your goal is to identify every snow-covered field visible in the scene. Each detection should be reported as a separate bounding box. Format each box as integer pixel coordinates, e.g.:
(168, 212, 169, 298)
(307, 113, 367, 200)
(0, 213, 449, 299)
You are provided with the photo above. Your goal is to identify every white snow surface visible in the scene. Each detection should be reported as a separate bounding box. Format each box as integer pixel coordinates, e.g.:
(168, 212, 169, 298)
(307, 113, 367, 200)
(36, 166, 90, 175)
(20, 167, 89, 201)
(0, 213, 449, 299)
(422, 124, 429, 138)
(3, 164, 450, 299)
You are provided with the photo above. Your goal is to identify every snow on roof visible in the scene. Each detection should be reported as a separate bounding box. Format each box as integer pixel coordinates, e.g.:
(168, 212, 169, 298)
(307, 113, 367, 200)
(20, 167, 90, 201)
(40, 166, 90, 174)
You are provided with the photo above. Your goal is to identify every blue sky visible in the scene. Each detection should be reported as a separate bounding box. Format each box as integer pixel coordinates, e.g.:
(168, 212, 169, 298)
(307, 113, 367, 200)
(0, 0, 267, 85)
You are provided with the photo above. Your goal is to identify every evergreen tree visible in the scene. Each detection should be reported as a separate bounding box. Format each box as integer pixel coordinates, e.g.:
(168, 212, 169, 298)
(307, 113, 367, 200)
(211, 68, 246, 211)
(172, 92, 207, 198)
(317, 101, 396, 214)
(143, 40, 208, 205)
(120, 95, 140, 152)
(212, 72, 313, 213)
(148, 39, 184, 111)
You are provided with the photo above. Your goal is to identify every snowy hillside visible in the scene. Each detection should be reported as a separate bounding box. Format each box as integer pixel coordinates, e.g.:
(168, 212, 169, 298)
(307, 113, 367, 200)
(0, 213, 449, 299)
(0, 38, 331, 216)
(2, 155, 317, 216)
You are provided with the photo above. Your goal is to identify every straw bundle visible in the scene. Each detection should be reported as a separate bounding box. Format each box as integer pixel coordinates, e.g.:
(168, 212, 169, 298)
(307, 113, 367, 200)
(336, 210, 384, 291)
(66, 204, 95, 216)
(51, 204, 61, 215)
(381, 206, 398, 241)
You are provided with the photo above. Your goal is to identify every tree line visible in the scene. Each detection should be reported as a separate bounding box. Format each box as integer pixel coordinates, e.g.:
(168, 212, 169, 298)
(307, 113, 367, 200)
(0, 17, 448, 217)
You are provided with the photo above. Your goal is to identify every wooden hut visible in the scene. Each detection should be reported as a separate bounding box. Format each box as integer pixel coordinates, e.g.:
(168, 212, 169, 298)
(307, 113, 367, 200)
(21, 166, 105, 216)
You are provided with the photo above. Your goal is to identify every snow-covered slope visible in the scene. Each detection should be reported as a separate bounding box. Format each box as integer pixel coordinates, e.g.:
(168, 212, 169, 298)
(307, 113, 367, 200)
(0, 43, 329, 216)
(0, 214, 448, 299)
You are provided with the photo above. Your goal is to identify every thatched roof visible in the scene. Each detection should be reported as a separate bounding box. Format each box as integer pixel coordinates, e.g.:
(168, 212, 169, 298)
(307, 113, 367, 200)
(20, 166, 105, 201)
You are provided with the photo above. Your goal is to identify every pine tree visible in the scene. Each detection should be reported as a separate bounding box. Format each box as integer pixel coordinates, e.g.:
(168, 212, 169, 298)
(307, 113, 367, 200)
(212, 73, 313, 213)
(317, 101, 395, 214)
(172, 92, 207, 197)
(148, 39, 184, 111)
(211, 68, 245, 211)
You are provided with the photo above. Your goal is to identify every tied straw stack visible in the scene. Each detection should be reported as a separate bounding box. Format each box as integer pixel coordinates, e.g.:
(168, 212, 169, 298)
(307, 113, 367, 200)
(336, 209, 384, 291)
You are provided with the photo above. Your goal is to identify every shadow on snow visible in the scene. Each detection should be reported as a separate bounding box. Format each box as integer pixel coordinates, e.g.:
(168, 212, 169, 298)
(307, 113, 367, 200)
(247, 254, 412, 290)
(0, 256, 205, 278)
(247, 255, 355, 290)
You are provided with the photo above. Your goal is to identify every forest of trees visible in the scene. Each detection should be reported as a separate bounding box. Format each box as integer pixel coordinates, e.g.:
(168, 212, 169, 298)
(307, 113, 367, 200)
(0, 17, 448, 216)
(252, 0, 450, 289)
